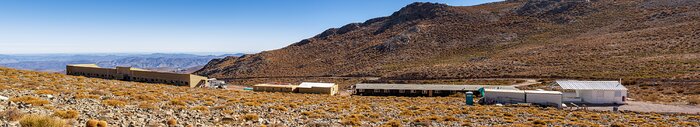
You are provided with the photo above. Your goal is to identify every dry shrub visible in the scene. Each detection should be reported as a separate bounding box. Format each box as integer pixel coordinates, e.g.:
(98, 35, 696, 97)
(102, 99, 126, 107)
(169, 99, 187, 106)
(381, 120, 402, 127)
(138, 102, 157, 109)
(35, 90, 58, 95)
(167, 118, 178, 126)
(689, 96, 700, 105)
(75, 93, 100, 99)
(86, 119, 108, 127)
(19, 114, 66, 127)
(1, 108, 25, 121)
(271, 105, 288, 111)
(10, 96, 50, 106)
(52, 110, 79, 119)
(190, 106, 210, 113)
(241, 114, 259, 121)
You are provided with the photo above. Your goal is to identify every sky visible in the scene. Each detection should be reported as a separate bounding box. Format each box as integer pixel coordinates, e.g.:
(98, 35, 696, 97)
(0, 0, 502, 54)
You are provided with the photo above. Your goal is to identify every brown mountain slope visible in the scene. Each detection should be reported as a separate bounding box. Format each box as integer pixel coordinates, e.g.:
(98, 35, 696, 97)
(196, 0, 700, 80)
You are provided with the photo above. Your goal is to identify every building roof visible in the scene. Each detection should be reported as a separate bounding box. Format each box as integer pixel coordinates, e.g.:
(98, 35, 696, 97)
(67, 64, 100, 68)
(254, 84, 298, 88)
(298, 82, 336, 88)
(355, 83, 517, 91)
(555, 80, 627, 90)
(484, 89, 562, 94)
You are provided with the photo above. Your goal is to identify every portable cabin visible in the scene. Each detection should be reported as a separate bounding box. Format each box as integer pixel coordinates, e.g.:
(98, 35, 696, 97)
(524, 90, 563, 107)
(555, 80, 627, 104)
(482, 89, 526, 104)
(297, 82, 338, 95)
(482, 89, 562, 107)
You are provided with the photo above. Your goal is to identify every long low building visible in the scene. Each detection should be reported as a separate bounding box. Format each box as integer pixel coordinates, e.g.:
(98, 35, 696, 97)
(66, 64, 209, 87)
(482, 89, 563, 107)
(354, 83, 516, 97)
(253, 84, 298, 93)
(253, 82, 338, 95)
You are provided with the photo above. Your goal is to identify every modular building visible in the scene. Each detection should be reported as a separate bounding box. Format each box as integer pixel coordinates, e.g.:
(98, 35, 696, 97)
(253, 84, 298, 93)
(482, 89, 562, 107)
(297, 82, 338, 95)
(66, 64, 209, 87)
(555, 80, 627, 104)
(354, 83, 516, 97)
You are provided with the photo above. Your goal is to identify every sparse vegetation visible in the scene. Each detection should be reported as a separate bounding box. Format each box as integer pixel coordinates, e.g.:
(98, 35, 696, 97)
(9, 96, 50, 106)
(52, 110, 79, 119)
(1, 108, 25, 121)
(101, 99, 127, 107)
(241, 114, 259, 121)
(19, 114, 66, 127)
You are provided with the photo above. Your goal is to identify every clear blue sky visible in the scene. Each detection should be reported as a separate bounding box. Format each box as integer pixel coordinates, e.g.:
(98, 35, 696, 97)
(0, 0, 502, 54)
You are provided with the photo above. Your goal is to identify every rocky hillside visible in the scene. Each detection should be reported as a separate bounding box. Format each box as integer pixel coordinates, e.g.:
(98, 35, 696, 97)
(196, 0, 700, 80)
(1, 67, 699, 126)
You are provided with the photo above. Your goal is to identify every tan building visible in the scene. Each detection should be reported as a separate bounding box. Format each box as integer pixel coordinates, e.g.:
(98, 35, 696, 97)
(66, 64, 209, 88)
(252, 84, 298, 93)
(297, 82, 338, 95)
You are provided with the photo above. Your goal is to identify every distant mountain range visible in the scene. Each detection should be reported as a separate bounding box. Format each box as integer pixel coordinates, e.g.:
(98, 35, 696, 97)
(0, 53, 244, 73)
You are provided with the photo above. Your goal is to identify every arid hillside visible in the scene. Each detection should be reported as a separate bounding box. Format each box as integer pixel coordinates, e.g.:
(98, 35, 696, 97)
(196, 0, 700, 80)
(1, 67, 699, 126)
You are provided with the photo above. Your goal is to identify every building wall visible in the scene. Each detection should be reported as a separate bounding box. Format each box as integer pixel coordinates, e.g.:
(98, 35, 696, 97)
(253, 85, 297, 92)
(355, 89, 464, 97)
(577, 90, 626, 104)
(298, 85, 338, 95)
(66, 65, 208, 88)
(525, 93, 562, 107)
(483, 91, 526, 104)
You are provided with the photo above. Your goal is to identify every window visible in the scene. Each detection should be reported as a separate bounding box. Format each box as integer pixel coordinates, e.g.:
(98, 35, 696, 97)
(422, 90, 428, 94)
(373, 89, 379, 93)
(383, 89, 389, 93)
(399, 90, 405, 93)
(358, 89, 364, 92)
(435, 90, 441, 93)
(614, 91, 622, 97)
(411, 90, 416, 93)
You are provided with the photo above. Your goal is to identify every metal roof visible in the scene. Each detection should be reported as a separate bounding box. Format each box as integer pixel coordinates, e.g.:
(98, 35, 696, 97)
(298, 82, 336, 88)
(555, 80, 627, 90)
(355, 83, 517, 91)
(484, 89, 562, 94)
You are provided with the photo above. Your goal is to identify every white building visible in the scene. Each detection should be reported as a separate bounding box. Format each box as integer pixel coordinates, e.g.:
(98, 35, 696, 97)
(555, 80, 627, 104)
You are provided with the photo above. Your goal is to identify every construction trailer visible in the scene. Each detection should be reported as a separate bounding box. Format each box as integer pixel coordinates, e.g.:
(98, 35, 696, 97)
(354, 83, 516, 97)
(555, 80, 627, 104)
(297, 82, 339, 95)
(482, 89, 562, 107)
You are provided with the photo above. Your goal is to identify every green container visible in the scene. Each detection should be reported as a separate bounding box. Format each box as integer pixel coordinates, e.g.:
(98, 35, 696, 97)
(243, 87, 253, 91)
(465, 92, 474, 106)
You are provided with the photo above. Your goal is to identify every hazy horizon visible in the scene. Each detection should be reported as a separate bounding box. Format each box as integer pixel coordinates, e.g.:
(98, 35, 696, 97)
(0, 0, 502, 54)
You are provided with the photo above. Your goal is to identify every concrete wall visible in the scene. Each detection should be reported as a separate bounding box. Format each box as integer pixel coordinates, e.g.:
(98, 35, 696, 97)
(66, 65, 208, 88)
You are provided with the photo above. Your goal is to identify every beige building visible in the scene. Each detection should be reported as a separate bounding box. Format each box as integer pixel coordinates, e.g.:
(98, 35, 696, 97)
(66, 64, 209, 88)
(297, 82, 338, 95)
(253, 84, 298, 93)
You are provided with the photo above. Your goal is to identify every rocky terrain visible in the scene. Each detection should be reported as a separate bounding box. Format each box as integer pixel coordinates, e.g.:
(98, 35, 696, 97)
(2, 68, 700, 126)
(196, 0, 700, 81)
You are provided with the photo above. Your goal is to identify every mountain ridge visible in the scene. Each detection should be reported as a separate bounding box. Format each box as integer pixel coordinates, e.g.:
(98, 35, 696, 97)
(196, 0, 700, 80)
